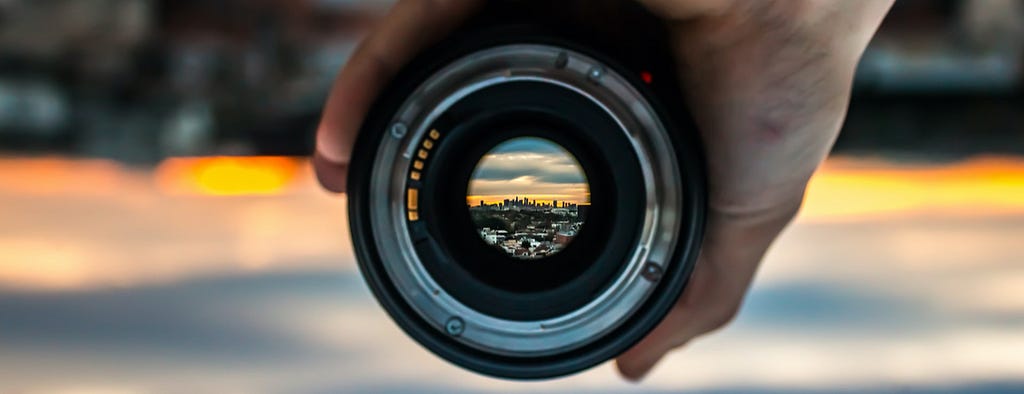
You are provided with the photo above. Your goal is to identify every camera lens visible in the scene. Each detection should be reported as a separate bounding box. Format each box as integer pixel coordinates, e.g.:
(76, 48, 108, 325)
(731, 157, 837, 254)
(346, 4, 705, 379)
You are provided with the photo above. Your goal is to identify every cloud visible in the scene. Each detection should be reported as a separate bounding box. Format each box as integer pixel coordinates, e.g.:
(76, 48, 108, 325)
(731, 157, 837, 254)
(472, 138, 586, 183)
(488, 138, 570, 156)
(468, 178, 588, 200)
(468, 138, 590, 203)
(471, 153, 585, 183)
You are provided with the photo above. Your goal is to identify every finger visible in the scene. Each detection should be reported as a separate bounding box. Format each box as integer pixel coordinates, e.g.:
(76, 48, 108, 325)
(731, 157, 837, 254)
(312, 150, 347, 193)
(616, 197, 803, 381)
(634, 0, 737, 20)
(314, 0, 481, 192)
(615, 264, 709, 380)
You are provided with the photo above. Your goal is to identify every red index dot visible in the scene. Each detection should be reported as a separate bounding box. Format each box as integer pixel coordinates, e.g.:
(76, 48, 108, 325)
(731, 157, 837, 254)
(640, 71, 653, 84)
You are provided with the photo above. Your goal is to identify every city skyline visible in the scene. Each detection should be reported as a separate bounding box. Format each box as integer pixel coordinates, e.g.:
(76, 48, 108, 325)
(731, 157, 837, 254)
(467, 137, 590, 206)
(466, 194, 588, 207)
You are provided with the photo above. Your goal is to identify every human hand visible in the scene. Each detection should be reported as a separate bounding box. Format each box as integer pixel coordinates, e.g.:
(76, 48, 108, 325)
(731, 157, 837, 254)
(614, 0, 893, 379)
(313, 0, 892, 381)
(313, 0, 482, 193)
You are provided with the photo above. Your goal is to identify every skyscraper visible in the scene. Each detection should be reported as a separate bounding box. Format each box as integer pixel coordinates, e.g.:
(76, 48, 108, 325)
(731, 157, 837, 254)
(577, 203, 590, 221)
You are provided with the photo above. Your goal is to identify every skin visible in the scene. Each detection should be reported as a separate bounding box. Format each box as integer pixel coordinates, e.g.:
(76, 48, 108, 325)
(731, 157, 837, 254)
(314, 0, 893, 382)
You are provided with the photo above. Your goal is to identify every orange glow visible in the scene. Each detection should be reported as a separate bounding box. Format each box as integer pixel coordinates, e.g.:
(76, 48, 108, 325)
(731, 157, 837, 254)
(1, 155, 1024, 291)
(0, 155, 344, 292)
(466, 195, 588, 206)
(465, 157, 1024, 217)
(802, 156, 1024, 221)
(0, 156, 135, 196)
(154, 156, 303, 196)
(2, 155, 1023, 209)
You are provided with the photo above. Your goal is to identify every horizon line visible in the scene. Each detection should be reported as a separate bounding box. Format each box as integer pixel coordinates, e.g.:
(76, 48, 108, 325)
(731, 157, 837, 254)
(465, 195, 590, 206)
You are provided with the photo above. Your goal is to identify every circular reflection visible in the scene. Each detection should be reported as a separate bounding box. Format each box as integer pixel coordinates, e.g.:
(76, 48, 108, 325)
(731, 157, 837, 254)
(466, 137, 591, 259)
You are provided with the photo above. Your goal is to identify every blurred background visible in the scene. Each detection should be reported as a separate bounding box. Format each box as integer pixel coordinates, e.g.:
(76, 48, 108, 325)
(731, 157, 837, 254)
(1, 0, 1023, 393)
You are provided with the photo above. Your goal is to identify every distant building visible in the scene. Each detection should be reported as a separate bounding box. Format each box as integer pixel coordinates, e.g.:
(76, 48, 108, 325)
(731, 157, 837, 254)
(554, 230, 576, 246)
(472, 195, 586, 258)
(577, 204, 590, 221)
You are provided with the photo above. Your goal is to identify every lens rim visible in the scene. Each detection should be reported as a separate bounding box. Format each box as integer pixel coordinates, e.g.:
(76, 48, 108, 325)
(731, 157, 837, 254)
(412, 81, 648, 320)
(348, 34, 705, 378)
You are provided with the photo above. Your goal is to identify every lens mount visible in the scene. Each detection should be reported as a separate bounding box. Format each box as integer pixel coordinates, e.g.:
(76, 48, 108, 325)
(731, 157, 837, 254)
(371, 44, 683, 355)
(348, 22, 705, 378)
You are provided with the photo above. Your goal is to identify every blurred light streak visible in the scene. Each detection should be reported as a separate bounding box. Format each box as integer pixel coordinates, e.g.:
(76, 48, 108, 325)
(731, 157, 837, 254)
(154, 156, 303, 196)
(802, 156, 1024, 221)
(0, 155, 1023, 291)
(0, 156, 350, 292)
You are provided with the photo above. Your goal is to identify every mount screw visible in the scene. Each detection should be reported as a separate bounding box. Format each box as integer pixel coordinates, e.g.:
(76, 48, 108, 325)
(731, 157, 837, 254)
(445, 317, 465, 337)
(641, 262, 663, 282)
(390, 122, 408, 139)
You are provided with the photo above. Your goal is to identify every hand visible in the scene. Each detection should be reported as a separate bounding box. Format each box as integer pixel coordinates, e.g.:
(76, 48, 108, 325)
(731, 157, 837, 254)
(616, 0, 893, 380)
(314, 0, 892, 381)
(313, 0, 482, 193)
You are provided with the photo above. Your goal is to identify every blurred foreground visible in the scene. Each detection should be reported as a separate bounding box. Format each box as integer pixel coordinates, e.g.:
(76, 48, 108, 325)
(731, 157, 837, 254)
(1, 155, 1022, 393)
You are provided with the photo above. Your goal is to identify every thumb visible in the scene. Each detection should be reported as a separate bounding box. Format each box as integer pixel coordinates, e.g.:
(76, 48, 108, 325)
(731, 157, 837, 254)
(314, 0, 481, 193)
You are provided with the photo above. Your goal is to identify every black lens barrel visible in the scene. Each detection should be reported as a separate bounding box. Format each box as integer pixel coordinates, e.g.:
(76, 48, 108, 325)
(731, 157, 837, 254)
(347, 1, 706, 379)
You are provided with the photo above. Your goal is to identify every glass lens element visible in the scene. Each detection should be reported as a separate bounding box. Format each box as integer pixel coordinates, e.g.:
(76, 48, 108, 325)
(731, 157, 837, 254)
(467, 137, 590, 259)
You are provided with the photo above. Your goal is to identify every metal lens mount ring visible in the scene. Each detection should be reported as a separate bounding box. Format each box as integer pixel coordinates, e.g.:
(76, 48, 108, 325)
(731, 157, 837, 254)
(367, 44, 684, 357)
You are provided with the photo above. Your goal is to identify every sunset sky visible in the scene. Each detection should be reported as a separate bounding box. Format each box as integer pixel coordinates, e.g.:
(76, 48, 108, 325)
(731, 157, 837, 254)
(466, 137, 591, 206)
